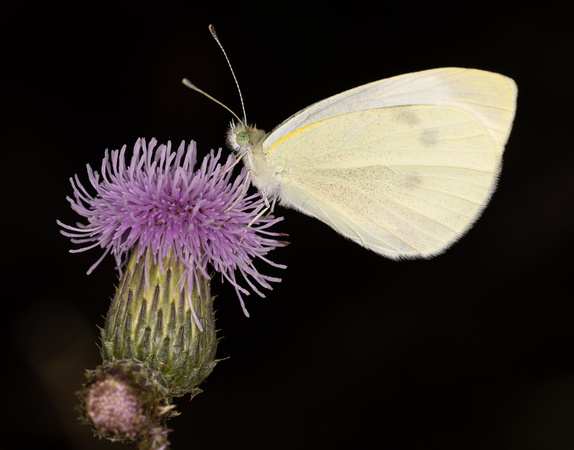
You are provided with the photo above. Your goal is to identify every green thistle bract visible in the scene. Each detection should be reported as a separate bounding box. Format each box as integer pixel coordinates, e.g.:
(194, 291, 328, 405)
(101, 247, 218, 397)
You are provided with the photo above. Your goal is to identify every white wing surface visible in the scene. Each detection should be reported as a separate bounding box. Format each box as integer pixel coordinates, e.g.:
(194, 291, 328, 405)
(245, 68, 516, 258)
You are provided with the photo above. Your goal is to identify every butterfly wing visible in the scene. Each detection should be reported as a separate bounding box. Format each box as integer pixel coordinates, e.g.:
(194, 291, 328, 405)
(255, 68, 516, 258)
(264, 104, 511, 258)
(266, 68, 517, 160)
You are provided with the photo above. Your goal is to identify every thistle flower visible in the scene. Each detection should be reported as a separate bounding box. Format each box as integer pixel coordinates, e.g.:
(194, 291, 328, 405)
(61, 138, 287, 448)
(58, 137, 286, 326)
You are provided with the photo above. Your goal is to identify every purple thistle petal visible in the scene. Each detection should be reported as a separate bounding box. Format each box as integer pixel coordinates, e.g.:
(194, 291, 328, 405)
(58, 138, 287, 322)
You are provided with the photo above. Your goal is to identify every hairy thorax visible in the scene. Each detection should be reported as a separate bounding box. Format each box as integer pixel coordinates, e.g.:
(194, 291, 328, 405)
(227, 122, 284, 200)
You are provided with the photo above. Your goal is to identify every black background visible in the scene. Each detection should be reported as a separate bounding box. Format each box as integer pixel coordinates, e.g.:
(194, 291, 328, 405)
(2, 1, 574, 449)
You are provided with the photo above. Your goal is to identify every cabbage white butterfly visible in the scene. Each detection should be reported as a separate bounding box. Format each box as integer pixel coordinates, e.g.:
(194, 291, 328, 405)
(186, 27, 517, 259)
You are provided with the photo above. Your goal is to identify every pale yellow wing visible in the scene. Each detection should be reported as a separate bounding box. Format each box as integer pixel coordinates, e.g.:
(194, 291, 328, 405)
(269, 105, 500, 258)
(265, 68, 517, 159)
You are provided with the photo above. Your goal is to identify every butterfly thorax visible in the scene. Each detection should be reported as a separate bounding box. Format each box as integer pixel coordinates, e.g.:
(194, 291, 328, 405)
(226, 122, 282, 199)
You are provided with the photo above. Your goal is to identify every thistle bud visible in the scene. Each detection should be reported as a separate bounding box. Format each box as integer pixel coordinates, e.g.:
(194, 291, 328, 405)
(100, 248, 218, 397)
(78, 359, 174, 448)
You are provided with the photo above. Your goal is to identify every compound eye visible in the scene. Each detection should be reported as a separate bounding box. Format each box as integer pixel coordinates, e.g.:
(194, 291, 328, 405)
(236, 130, 249, 147)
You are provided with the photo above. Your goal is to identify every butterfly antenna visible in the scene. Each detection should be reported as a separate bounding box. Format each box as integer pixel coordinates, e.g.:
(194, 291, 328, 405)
(208, 24, 248, 125)
(181, 78, 243, 124)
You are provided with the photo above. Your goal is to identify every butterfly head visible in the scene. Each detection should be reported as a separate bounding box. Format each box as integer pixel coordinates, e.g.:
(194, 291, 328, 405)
(226, 122, 266, 154)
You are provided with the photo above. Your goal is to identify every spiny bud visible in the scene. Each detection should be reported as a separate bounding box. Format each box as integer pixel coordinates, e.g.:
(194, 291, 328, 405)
(78, 359, 175, 448)
(100, 248, 219, 397)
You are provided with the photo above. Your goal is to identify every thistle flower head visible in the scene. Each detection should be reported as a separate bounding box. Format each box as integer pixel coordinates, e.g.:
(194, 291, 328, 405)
(78, 359, 175, 448)
(84, 372, 146, 439)
(58, 138, 286, 322)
